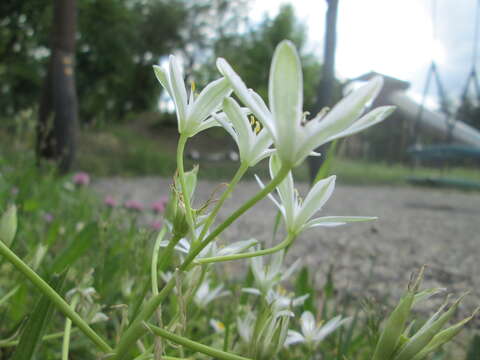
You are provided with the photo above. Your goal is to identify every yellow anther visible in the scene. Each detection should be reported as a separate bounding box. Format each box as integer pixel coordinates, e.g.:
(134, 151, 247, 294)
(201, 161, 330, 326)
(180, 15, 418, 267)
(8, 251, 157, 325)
(190, 80, 196, 94)
(277, 285, 287, 296)
(249, 115, 262, 134)
(254, 122, 261, 134)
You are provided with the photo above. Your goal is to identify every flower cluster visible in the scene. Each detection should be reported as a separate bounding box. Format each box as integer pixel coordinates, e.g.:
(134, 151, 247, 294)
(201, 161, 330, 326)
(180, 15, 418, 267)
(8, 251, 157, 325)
(0, 38, 473, 360)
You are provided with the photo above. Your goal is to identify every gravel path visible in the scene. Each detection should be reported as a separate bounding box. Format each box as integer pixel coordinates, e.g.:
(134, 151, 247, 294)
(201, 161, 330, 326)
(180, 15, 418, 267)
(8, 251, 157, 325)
(94, 177, 480, 318)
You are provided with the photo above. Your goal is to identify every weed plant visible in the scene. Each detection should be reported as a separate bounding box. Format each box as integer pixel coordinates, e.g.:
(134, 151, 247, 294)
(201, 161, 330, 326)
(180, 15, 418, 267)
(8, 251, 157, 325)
(0, 41, 477, 359)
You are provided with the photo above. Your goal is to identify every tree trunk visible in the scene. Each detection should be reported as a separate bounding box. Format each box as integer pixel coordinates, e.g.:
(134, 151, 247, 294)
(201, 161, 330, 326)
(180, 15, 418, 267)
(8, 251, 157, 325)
(308, 0, 339, 182)
(37, 0, 77, 173)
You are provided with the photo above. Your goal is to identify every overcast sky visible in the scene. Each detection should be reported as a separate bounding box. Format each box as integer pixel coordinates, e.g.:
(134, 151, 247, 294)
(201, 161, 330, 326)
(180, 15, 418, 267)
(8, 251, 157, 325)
(250, 0, 479, 104)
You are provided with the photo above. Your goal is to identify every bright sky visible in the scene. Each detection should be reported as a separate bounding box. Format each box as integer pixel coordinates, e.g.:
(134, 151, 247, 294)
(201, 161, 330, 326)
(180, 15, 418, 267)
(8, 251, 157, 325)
(250, 0, 479, 102)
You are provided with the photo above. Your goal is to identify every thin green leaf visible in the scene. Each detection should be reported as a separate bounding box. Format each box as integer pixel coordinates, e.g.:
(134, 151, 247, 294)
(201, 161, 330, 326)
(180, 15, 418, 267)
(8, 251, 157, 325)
(11, 272, 67, 360)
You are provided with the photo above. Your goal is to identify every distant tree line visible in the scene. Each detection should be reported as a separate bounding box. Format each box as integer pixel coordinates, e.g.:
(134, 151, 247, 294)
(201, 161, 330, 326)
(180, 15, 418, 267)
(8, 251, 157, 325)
(1, 0, 331, 172)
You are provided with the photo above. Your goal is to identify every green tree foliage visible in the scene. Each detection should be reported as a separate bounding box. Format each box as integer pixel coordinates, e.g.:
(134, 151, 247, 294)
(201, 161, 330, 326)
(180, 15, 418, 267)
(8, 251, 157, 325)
(207, 4, 322, 110)
(0, 0, 51, 118)
(0, 0, 187, 123)
(76, 0, 187, 123)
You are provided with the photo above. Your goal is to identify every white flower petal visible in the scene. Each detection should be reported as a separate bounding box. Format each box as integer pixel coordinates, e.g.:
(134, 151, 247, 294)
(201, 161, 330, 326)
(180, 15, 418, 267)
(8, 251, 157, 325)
(217, 58, 270, 125)
(305, 216, 377, 230)
(296, 76, 384, 163)
(269, 156, 295, 226)
(188, 77, 232, 132)
(168, 55, 188, 129)
(292, 294, 309, 307)
(241, 287, 261, 295)
(217, 238, 259, 256)
(221, 97, 252, 162)
(325, 106, 395, 143)
(281, 258, 301, 282)
(300, 311, 316, 337)
(268, 40, 303, 165)
(294, 176, 336, 232)
(153, 65, 173, 96)
(190, 117, 220, 137)
(250, 148, 275, 167)
(248, 89, 275, 136)
(254, 174, 285, 216)
(285, 330, 305, 346)
(313, 316, 351, 343)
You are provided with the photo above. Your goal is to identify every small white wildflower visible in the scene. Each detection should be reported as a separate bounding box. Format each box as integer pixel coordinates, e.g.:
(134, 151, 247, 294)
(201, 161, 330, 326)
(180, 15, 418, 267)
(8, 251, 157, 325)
(285, 312, 351, 348)
(247, 250, 300, 295)
(153, 56, 232, 137)
(161, 236, 258, 260)
(217, 40, 394, 167)
(215, 97, 274, 167)
(194, 280, 230, 308)
(256, 155, 377, 236)
(210, 319, 226, 333)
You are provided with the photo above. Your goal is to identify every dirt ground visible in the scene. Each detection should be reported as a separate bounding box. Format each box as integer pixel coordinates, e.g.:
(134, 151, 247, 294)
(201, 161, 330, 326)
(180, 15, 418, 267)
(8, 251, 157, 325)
(94, 177, 480, 321)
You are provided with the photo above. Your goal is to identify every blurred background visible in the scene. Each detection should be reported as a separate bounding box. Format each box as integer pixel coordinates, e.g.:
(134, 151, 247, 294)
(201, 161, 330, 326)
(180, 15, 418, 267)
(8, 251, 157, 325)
(1, 0, 479, 187)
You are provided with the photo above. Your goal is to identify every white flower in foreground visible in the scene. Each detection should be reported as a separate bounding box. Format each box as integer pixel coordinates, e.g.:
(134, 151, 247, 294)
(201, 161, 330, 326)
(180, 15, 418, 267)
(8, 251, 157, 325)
(266, 289, 309, 312)
(246, 250, 300, 295)
(285, 312, 351, 348)
(194, 280, 230, 308)
(210, 319, 226, 333)
(237, 307, 293, 360)
(257, 155, 377, 235)
(161, 236, 258, 260)
(217, 40, 395, 167)
(215, 97, 274, 167)
(153, 55, 232, 137)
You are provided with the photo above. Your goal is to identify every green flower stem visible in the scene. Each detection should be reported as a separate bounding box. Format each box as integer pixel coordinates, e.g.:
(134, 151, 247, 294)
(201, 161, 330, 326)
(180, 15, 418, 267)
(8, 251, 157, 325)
(134, 353, 192, 360)
(145, 323, 252, 360)
(166, 265, 207, 331)
(177, 134, 195, 235)
(195, 232, 296, 264)
(197, 162, 249, 243)
(186, 164, 290, 266)
(0, 330, 78, 348)
(151, 226, 168, 295)
(0, 241, 113, 354)
(113, 164, 290, 359)
(157, 233, 182, 274)
(62, 295, 80, 360)
(115, 278, 176, 359)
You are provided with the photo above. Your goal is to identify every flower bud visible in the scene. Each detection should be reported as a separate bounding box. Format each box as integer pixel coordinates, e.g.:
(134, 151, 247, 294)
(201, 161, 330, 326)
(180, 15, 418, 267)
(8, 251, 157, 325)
(0, 205, 17, 247)
(252, 307, 292, 360)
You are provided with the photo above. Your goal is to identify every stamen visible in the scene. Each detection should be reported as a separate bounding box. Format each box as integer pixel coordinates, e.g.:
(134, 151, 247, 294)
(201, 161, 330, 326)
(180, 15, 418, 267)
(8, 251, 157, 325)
(249, 115, 262, 134)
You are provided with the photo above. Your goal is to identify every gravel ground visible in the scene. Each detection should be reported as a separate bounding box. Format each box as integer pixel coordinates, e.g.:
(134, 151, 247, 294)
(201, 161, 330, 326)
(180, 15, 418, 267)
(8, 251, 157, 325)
(94, 177, 480, 320)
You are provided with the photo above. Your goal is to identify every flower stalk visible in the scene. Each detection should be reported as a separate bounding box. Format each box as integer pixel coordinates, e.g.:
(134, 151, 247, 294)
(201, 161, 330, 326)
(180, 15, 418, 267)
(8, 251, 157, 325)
(0, 240, 113, 353)
(144, 323, 252, 360)
(176, 134, 196, 234)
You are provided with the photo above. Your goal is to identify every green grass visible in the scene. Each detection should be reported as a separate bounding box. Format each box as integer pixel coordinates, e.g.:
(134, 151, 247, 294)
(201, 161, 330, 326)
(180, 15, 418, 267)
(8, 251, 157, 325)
(75, 120, 480, 189)
(1, 118, 479, 358)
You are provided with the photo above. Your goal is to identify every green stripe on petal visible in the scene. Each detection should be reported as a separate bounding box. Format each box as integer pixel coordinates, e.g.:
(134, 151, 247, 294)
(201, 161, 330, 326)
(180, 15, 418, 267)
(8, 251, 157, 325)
(268, 40, 303, 166)
(168, 55, 188, 131)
